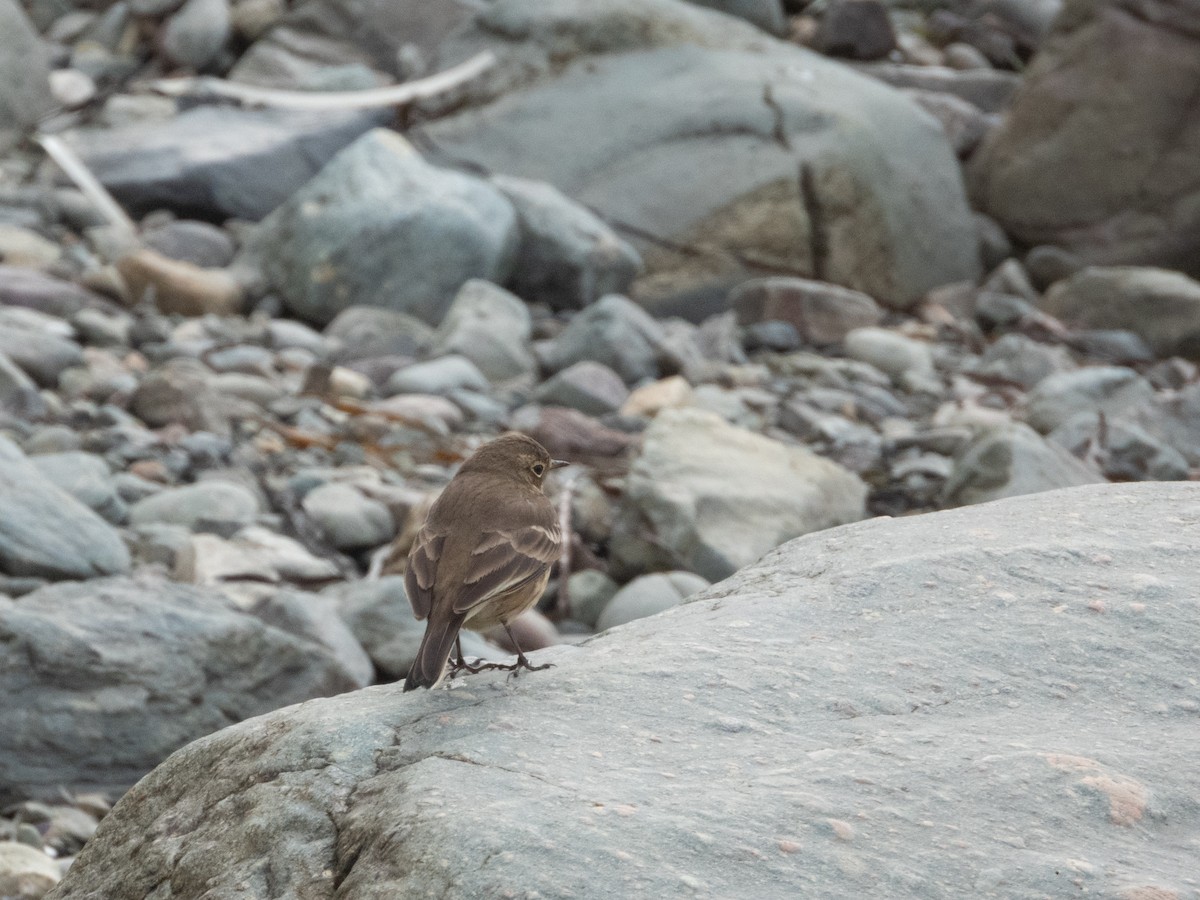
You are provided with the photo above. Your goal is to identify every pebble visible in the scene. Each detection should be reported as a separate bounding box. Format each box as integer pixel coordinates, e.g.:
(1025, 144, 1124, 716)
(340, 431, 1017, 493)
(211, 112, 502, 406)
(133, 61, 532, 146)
(128, 480, 261, 531)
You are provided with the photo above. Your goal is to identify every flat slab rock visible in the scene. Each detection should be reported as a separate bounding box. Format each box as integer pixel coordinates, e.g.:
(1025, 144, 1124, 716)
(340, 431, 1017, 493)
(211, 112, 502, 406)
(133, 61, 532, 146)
(49, 483, 1200, 899)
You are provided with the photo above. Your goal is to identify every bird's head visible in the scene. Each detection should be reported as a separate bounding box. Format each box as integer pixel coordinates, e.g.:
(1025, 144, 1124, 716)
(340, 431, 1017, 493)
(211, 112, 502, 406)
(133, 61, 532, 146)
(459, 433, 568, 489)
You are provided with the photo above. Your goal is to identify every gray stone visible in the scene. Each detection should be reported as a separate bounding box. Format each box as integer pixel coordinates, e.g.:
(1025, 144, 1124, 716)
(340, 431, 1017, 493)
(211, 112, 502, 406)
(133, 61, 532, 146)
(1146, 381, 1200, 467)
(814, 0, 897, 60)
(246, 130, 518, 326)
(902, 88, 993, 157)
(0, 0, 55, 153)
(538, 294, 678, 384)
(71, 308, 132, 347)
(129, 358, 257, 437)
(0, 266, 117, 318)
(730, 277, 884, 345)
(250, 589, 374, 688)
(843, 327, 936, 381)
(0, 325, 83, 388)
(324, 305, 434, 362)
(29, 452, 125, 524)
(1050, 412, 1190, 483)
(68, 106, 388, 221)
(532, 360, 630, 416)
(0, 576, 360, 805)
(595, 570, 711, 631)
(44, 483, 1200, 900)
(1041, 266, 1200, 360)
(611, 408, 867, 581)
(492, 175, 642, 311)
(967, 333, 1076, 390)
(142, 219, 237, 269)
(385, 355, 489, 397)
(162, 0, 231, 70)
(0, 351, 42, 417)
(324, 576, 493, 680)
(968, 0, 1200, 278)
(300, 483, 394, 552)
(0, 438, 130, 580)
(942, 422, 1102, 507)
(420, 42, 980, 312)
(128, 480, 261, 531)
(1024, 366, 1155, 435)
(563, 568, 619, 628)
(431, 280, 535, 381)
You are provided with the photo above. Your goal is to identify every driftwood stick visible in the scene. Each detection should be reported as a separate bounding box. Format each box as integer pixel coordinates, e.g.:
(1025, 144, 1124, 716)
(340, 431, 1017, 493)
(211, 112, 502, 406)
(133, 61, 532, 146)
(554, 473, 579, 619)
(35, 133, 137, 235)
(148, 51, 496, 110)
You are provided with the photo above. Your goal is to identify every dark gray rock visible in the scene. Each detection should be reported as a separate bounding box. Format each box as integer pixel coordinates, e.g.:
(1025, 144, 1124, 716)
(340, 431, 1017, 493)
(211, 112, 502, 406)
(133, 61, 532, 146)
(966, 333, 1075, 390)
(537, 294, 679, 384)
(430, 280, 535, 381)
(68, 106, 389, 221)
(142, 219, 237, 269)
(0, 576, 361, 805)
(610, 407, 866, 581)
(161, 0, 230, 69)
(1049, 412, 1190, 482)
(814, 0, 897, 60)
(942, 421, 1102, 507)
(420, 43, 980, 311)
(246, 130, 518, 326)
(0, 0, 55, 153)
(250, 589, 374, 688)
(0, 438, 130, 580)
(45, 483, 1200, 900)
(0, 326, 83, 388)
(532, 360, 630, 415)
(0, 266, 118, 318)
(493, 175, 642, 311)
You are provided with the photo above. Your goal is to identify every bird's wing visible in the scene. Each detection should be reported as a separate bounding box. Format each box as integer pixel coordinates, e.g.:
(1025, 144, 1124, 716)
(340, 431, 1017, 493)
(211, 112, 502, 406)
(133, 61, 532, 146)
(404, 526, 445, 621)
(452, 519, 561, 614)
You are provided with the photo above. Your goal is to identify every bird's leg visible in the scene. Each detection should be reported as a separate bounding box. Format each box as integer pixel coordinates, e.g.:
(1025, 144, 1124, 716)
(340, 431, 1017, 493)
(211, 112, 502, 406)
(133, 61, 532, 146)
(501, 623, 554, 678)
(447, 636, 497, 677)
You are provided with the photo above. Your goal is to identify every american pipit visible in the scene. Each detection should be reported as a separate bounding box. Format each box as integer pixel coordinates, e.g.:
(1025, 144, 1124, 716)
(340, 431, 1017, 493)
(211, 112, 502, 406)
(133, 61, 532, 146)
(400, 433, 567, 690)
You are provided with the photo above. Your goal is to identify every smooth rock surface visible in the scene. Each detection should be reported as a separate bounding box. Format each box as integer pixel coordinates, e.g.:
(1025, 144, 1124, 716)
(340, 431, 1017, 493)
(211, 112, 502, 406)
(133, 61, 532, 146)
(610, 408, 867, 580)
(128, 480, 261, 531)
(0, 577, 361, 804)
(595, 570, 711, 631)
(0, 0, 55, 153)
(45, 483, 1200, 900)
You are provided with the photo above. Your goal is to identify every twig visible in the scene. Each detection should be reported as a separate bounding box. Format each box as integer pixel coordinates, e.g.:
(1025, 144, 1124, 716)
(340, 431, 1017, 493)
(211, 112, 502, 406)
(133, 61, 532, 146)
(553, 472, 579, 619)
(147, 51, 496, 110)
(35, 133, 137, 235)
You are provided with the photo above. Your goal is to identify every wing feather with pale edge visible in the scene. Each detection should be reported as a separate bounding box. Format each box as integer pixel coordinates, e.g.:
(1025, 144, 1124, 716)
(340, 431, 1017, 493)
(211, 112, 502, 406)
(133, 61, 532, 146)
(452, 522, 560, 613)
(404, 529, 444, 621)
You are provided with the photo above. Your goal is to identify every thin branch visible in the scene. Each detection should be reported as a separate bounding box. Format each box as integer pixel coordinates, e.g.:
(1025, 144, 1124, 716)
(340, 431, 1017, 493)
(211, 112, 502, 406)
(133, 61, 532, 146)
(553, 473, 578, 620)
(35, 133, 137, 235)
(147, 51, 496, 110)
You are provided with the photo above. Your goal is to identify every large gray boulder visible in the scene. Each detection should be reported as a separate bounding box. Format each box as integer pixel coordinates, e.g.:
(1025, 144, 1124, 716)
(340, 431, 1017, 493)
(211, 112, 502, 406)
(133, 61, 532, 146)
(968, 0, 1200, 277)
(47, 483, 1200, 899)
(0, 577, 362, 805)
(0, 0, 54, 153)
(0, 437, 130, 580)
(610, 408, 867, 580)
(419, 42, 981, 313)
(244, 130, 519, 326)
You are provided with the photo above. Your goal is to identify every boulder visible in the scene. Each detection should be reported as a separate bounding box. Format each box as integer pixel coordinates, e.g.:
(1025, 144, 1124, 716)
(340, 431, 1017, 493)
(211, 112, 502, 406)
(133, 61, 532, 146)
(0, 577, 361, 805)
(420, 42, 980, 313)
(968, 0, 1200, 277)
(45, 483, 1200, 900)
(245, 130, 518, 326)
(0, 0, 54, 153)
(610, 408, 867, 580)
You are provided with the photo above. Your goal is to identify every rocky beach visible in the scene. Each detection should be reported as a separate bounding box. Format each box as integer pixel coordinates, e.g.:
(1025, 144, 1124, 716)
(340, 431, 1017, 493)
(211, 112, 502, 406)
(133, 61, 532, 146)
(0, 0, 1198, 897)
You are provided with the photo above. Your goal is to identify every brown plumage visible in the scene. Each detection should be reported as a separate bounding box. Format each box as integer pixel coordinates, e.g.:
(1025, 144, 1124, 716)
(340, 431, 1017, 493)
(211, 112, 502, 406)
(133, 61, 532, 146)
(402, 433, 567, 691)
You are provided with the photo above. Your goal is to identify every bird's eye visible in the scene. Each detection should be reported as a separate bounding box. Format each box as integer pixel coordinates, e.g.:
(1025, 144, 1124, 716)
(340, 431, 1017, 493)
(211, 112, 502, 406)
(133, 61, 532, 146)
(532, 463, 545, 477)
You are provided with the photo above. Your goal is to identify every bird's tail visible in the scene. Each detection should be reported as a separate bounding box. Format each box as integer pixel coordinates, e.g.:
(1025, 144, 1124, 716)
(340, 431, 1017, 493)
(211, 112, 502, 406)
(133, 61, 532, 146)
(403, 612, 466, 691)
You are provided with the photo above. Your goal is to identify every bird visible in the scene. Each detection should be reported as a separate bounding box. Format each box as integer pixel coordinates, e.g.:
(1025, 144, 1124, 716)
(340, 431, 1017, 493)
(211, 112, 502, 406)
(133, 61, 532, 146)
(400, 432, 568, 691)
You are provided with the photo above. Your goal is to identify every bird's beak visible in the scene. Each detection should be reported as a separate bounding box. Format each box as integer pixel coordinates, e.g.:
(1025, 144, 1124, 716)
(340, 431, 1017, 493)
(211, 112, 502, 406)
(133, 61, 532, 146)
(550, 459, 570, 469)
